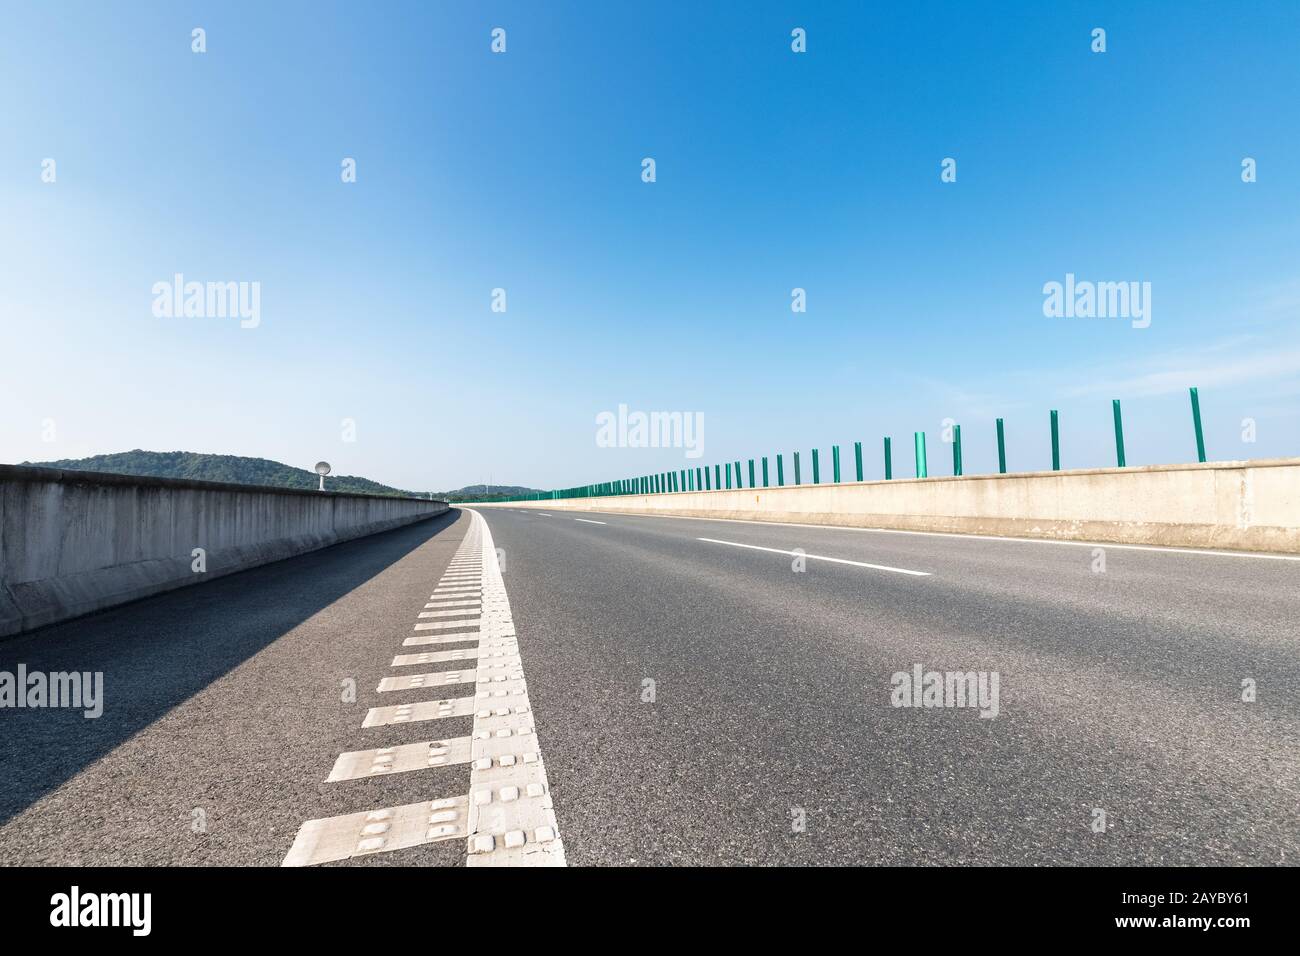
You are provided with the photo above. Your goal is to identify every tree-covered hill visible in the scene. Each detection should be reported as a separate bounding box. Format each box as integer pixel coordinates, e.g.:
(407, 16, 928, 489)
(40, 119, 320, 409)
(21, 450, 541, 501)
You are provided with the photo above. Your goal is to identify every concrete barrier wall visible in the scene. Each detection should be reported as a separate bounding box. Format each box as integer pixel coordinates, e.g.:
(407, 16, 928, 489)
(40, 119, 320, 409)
(0, 465, 449, 638)
(480, 458, 1300, 554)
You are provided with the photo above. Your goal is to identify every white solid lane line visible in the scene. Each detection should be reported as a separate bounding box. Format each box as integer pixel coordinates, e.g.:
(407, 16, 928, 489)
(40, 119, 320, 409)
(696, 537, 931, 577)
(573, 518, 607, 525)
(461, 508, 565, 866)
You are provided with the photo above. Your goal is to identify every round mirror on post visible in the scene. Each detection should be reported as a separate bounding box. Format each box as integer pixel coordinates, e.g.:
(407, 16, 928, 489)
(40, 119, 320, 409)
(315, 461, 331, 491)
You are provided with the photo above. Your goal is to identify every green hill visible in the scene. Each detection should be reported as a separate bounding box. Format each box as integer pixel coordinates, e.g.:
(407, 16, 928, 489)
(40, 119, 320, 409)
(21, 450, 542, 501)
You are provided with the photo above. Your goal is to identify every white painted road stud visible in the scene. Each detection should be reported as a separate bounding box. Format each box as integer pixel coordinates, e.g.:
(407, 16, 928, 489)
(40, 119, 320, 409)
(378, 665, 479, 691)
(282, 796, 470, 867)
(405, 630, 480, 646)
(327, 737, 474, 782)
(413, 618, 482, 631)
(363, 695, 478, 727)
(391, 639, 481, 659)
(401, 647, 479, 664)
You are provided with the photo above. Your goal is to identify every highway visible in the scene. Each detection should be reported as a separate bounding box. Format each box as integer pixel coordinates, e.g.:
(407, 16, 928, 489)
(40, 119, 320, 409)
(2, 506, 1297, 866)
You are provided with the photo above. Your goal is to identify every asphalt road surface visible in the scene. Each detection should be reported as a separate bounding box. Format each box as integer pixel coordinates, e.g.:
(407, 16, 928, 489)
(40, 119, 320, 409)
(2, 506, 1297, 865)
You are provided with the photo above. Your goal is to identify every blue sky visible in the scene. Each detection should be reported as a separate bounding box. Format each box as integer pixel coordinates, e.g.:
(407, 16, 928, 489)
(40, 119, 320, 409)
(2, 1, 1297, 490)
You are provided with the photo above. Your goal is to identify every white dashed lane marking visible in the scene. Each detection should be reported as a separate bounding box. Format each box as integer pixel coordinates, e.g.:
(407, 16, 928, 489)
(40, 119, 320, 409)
(405, 630, 480, 646)
(327, 737, 473, 782)
(362, 694, 478, 727)
(392, 640, 478, 659)
(379, 671, 475, 691)
(573, 518, 607, 525)
(391, 647, 478, 666)
(283, 512, 564, 866)
(412, 619, 481, 632)
(696, 537, 932, 577)
(281, 797, 470, 866)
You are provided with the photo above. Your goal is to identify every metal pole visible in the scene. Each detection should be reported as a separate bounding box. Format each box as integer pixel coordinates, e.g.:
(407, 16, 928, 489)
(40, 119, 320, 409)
(811, 449, 820, 484)
(884, 437, 892, 480)
(854, 441, 863, 481)
(953, 424, 962, 477)
(914, 432, 928, 478)
(1113, 399, 1126, 468)
(1050, 410, 1060, 471)
(1190, 387, 1206, 463)
(996, 418, 1006, 474)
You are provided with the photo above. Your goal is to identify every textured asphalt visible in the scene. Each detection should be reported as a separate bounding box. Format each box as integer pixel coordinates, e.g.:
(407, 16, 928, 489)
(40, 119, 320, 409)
(0, 510, 473, 866)
(483, 507, 1300, 866)
(1, 505, 1297, 866)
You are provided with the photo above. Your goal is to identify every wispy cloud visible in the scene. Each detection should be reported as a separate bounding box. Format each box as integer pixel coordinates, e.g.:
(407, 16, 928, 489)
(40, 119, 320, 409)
(1061, 342, 1300, 399)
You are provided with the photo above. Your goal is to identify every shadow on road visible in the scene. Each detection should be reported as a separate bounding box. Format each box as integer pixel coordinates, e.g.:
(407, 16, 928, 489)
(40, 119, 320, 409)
(0, 510, 462, 827)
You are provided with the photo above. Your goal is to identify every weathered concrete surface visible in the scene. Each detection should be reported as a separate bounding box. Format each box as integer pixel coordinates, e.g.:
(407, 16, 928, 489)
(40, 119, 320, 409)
(0, 465, 448, 638)
(481, 458, 1300, 554)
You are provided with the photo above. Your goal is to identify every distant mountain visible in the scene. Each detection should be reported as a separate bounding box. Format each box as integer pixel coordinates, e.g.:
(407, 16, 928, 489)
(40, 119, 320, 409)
(448, 484, 541, 499)
(21, 450, 543, 501)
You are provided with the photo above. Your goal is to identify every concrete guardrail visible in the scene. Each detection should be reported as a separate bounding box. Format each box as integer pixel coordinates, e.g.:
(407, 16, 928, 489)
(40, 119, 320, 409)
(478, 458, 1300, 554)
(0, 464, 449, 638)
